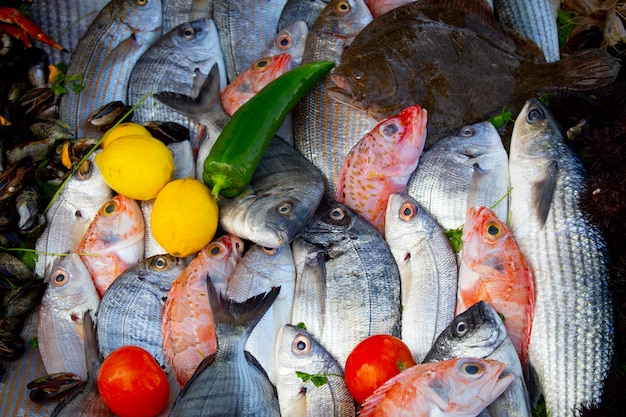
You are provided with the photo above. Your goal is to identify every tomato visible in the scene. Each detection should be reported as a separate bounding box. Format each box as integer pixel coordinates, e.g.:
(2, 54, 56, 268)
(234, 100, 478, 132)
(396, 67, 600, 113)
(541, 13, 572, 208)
(97, 346, 170, 417)
(344, 334, 417, 404)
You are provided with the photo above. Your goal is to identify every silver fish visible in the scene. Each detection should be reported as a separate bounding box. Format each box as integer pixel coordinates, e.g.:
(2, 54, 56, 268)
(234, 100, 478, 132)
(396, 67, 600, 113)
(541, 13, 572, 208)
(58, 0, 162, 138)
(38, 254, 100, 380)
(96, 255, 185, 371)
(162, 0, 213, 33)
(275, 324, 355, 417)
(290, 244, 326, 338)
(128, 17, 227, 152)
(218, 137, 325, 248)
(169, 279, 281, 416)
(406, 122, 510, 232)
(508, 98, 614, 417)
(277, 0, 329, 30)
(384, 193, 458, 362)
(262, 20, 309, 68)
(293, 0, 377, 197)
(226, 244, 296, 384)
(293, 199, 402, 366)
(423, 300, 532, 417)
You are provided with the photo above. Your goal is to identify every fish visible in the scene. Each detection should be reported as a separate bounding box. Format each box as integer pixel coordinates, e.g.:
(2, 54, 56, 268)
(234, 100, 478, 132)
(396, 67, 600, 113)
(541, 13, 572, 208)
(384, 193, 458, 362)
(290, 244, 326, 338)
(161, 0, 212, 33)
(262, 20, 309, 68)
(96, 255, 185, 372)
(127, 17, 227, 153)
(508, 98, 614, 417)
(35, 152, 113, 278)
(220, 53, 293, 116)
(329, 0, 621, 146)
(293, 198, 402, 366)
(406, 122, 509, 233)
(456, 206, 535, 369)
(423, 301, 532, 417)
(274, 324, 355, 417)
(365, 0, 416, 17)
(359, 357, 514, 417)
(58, 0, 162, 138)
(218, 136, 325, 248)
(277, 0, 328, 30)
(37, 253, 100, 380)
(335, 104, 427, 235)
(293, 0, 377, 197)
(226, 243, 296, 384)
(163, 234, 244, 387)
(77, 194, 145, 298)
(140, 198, 168, 258)
(168, 278, 281, 416)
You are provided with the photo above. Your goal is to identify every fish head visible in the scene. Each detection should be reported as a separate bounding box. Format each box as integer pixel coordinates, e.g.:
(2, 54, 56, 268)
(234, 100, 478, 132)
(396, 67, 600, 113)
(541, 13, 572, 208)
(171, 18, 221, 61)
(315, 0, 373, 39)
(242, 53, 294, 93)
(379, 104, 427, 164)
(139, 254, 186, 290)
(448, 122, 504, 159)
(511, 98, 561, 160)
(197, 233, 245, 292)
(301, 200, 356, 248)
(120, 0, 163, 33)
(264, 21, 308, 67)
(462, 206, 512, 264)
(384, 193, 434, 250)
(43, 254, 98, 305)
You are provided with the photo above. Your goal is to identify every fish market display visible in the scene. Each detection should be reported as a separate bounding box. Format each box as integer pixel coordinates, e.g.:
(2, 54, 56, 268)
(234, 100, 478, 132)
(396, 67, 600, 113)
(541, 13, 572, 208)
(359, 357, 514, 417)
(508, 98, 614, 417)
(336, 104, 427, 234)
(384, 193, 458, 362)
(58, 0, 162, 138)
(330, 0, 621, 145)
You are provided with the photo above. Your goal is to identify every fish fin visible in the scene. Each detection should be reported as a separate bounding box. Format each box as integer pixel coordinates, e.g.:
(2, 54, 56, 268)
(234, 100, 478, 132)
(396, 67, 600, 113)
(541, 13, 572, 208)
(466, 163, 487, 215)
(154, 64, 223, 120)
(81, 310, 101, 374)
(174, 353, 216, 400)
(559, 48, 621, 90)
(531, 161, 557, 227)
(526, 362, 543, 407)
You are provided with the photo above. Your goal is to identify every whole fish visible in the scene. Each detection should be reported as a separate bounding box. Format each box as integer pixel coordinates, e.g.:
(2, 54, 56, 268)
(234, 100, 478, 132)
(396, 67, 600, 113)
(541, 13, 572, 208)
(161, 0, 213, 33)
(163, 234, 243, 387)
(77, 194, 145, 298)
(128, 17, 227, 153)
(168, 279, 281, 416)
(384, 193, 457, 362)
(508, 98, 614, 417)
(50, 312, 114, 417)
(218, 136, 325, 248)
(213, 0, 289, 82)
(406, 122, 509, 233)
(58, 0, 162, 138)
(226, 244, 296, 384)
(457, 206, 535, 369)
(96, 255, 185, 371)
(262, 20, 309, 68)
(293, 198, 402, 366)
(38, 254, 100, 380)
(423, 301, 532, 417)
(277, 0, 328, 30)
(336, 104, 427, 234)
(359, 357, 514, 417)
(329, 0, 621, 146)
(220, 53, 293, 116)
(35, 152, 113, 279)
(274, 324, 355, 417)
(293, 0, 377, 197)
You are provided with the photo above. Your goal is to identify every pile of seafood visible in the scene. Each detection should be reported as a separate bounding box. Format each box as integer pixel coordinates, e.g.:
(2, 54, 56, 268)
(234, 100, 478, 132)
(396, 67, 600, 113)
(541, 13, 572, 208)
(1, 0, 625, 416)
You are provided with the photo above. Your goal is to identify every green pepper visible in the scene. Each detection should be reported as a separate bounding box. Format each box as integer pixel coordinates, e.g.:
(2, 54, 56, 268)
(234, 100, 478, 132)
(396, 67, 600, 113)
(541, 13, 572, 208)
(203, 60, 335, 199)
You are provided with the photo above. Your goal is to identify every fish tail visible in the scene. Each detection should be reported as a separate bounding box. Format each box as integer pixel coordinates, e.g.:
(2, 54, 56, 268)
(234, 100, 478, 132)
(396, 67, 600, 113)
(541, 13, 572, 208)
(206, 274, 280, 336)
(559, 48, 621, 90)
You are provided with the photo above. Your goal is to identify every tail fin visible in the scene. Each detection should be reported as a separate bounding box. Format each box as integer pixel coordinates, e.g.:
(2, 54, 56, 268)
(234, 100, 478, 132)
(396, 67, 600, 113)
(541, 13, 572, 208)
(560, 49, 621, 90)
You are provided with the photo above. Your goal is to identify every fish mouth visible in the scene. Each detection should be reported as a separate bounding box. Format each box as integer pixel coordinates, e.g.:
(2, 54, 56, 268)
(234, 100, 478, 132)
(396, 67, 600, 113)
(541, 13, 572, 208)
(479, 364, 515, 403)
(328, 74, 366, 110)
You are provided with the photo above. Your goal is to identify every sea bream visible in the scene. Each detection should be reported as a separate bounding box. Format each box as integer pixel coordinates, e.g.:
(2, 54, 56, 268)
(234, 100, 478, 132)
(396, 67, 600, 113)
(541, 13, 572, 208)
(508, 98, 614, 417)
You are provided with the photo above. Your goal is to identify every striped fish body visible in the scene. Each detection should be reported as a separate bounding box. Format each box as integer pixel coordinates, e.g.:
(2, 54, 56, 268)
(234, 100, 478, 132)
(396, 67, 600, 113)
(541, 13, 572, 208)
(277, 0, 328, 31)
(162, 0, 213, 33)
(293, 0, 377, 197)
(509, 98, 614, 417)
(58, 0, 162, 139)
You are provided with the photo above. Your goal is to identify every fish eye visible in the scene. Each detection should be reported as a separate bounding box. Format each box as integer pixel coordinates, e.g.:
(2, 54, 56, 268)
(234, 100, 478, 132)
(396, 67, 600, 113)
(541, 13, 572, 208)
(329, 207, 345, 221)
(454, 319, 469, 337)
(254, 58, 270, 70)
(335, 1, 351, 13)
(277, 202, 292, 215)
(292, 334, 311, 354)
(101, 200, 119, 216)
(380, 121, 399, 138)
(276, 35, 292, 49)
(526, 108, 544, 123)
(136, 0, 148, 5)
(485, 221, 501, 237)
(262, 247, 278, 255)
(353, 70, 363, 81)
(207, 243, 224, 258)
(399, 201, 416, 221)
(153, 256, 168, 269)
(459, 126, 475, 137)
(460, 360, 484, 378)
(52, 270, 69, 286)
(182, 26, 195, 39)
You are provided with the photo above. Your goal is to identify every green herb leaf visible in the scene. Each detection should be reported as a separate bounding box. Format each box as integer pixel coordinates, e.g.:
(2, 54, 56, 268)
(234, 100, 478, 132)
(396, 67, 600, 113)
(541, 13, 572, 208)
(296, 322, 307, 330)
(488, 107, 513, 129)
(445, 226, 464, 253)
(557, 9, 577, 48)
(296, 371, 328, 387)
(532, 395, 548, 417)
(497, 312, 506, 324)
(29, 337, 38, 349)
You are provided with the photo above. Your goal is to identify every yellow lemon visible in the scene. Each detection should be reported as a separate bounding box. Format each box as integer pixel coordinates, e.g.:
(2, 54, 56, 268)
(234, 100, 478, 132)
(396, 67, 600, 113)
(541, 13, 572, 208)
(101, 122, 152, 148)
(95, 135, 174, 200)
(150, 178, 219, 257)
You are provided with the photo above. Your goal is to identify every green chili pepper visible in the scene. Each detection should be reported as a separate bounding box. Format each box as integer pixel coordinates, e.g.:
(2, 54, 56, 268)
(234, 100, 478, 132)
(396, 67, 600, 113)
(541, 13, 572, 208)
(203, 60, 335, 199)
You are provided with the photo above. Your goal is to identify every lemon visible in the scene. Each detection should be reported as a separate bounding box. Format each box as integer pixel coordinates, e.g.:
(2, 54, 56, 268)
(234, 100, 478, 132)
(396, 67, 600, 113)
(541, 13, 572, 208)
(95, 135, 174, 200)
(150, 178, 219, 257)
(101, 122, 152, 148)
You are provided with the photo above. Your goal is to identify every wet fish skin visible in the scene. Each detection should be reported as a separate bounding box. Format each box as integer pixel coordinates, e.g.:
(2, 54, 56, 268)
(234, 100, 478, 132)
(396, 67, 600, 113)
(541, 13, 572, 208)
(508, 98, 614, 417)
(290, 242, 326, 338)
(365, 0, 416, 17)
(275, 324, 355, 417)
(384, 193, 457, 362)
(162, 0, 213, 33)
(218, 136, 325, 248)
(277, 0, 329, 31)
(38, 254, 100, 380)
(262, 20, 309, 67)
(58, 0, 162, 138)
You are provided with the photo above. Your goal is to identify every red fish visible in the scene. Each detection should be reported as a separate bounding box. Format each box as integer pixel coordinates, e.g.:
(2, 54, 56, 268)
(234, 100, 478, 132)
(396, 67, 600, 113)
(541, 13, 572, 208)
(335, 105, 427, 235)
(456, 206, 535, 368)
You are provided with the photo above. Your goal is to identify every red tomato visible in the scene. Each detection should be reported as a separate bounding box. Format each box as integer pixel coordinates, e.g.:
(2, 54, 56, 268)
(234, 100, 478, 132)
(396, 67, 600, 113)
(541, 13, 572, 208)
(97, 346, 170, 417)
(344, 334, 417, 404)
